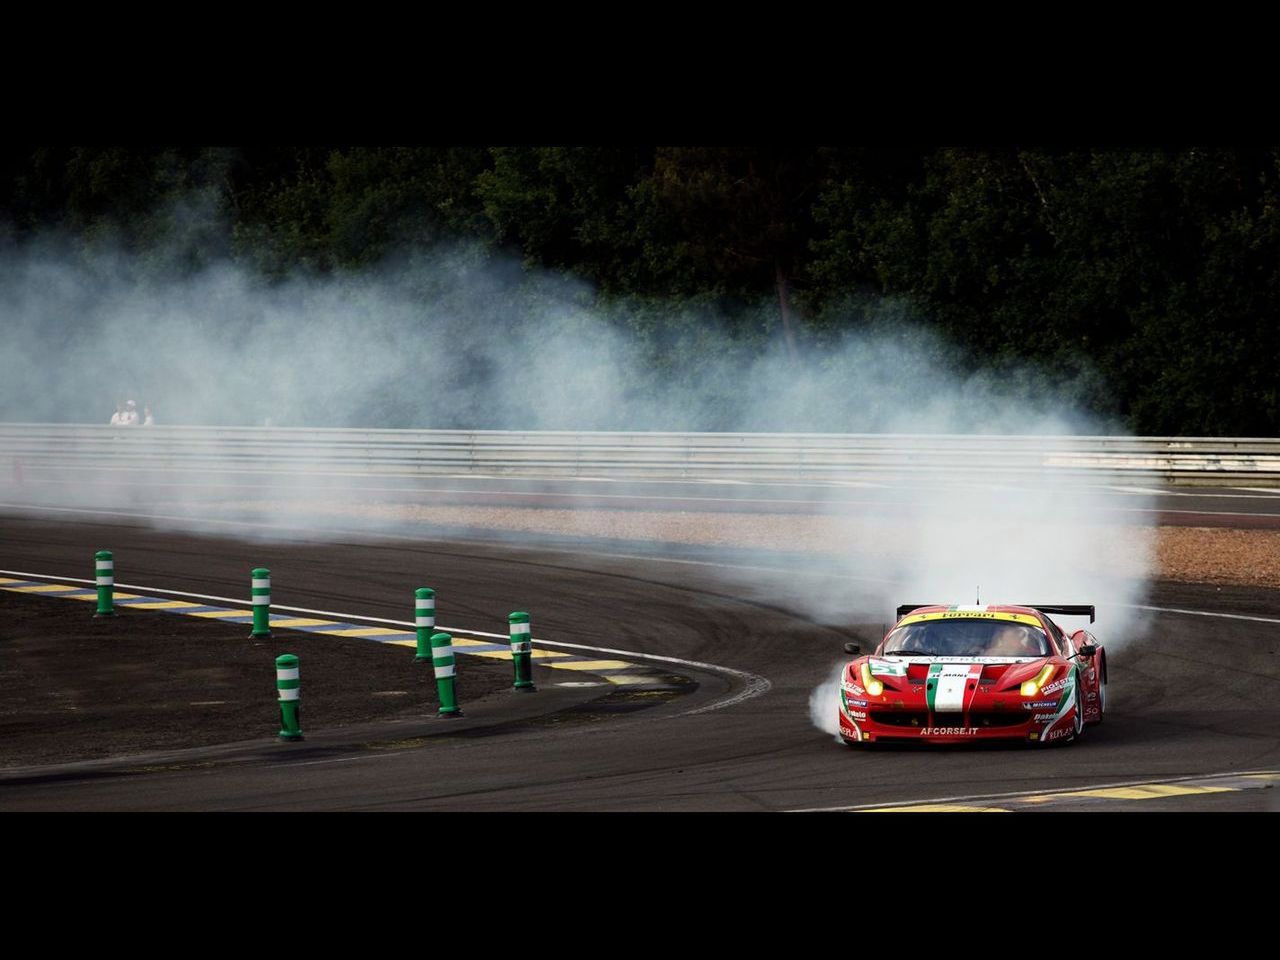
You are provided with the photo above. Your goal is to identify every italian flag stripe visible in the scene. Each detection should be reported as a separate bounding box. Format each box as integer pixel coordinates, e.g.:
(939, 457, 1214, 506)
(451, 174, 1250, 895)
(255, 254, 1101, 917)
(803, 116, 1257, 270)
(1040, 668, 1078, 744)
(932, 663, 975, 712)
(926, 663, 943, 711)
(962, 663, 984, 712)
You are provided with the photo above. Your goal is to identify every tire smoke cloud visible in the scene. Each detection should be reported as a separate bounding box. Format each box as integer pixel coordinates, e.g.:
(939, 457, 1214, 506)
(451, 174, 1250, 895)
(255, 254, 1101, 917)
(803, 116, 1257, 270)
(0, 236, 1154, 677)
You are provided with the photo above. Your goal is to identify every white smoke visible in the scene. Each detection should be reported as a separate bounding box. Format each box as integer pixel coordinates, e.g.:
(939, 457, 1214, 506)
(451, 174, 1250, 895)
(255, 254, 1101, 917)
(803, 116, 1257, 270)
(808, 660, 847, 740)
(0, 239, 1119, 434)
(0, 232, 1156, 720)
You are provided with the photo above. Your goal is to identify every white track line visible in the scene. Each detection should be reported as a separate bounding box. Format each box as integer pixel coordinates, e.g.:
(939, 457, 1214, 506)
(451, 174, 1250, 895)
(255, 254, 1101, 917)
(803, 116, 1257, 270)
(1121, 603, 1280, 625)
(0, 567, 772, 715)
(6, 501, 1277, 694)
(0, 503, 897, 584)
(1118, 507, 1280, 519)
(4, 505, 1277, 618)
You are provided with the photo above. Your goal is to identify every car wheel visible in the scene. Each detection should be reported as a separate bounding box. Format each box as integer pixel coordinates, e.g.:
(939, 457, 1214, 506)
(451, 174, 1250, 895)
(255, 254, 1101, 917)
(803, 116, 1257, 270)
(1069, 676, 1085, 743)
(1095, 667, 1106, 724)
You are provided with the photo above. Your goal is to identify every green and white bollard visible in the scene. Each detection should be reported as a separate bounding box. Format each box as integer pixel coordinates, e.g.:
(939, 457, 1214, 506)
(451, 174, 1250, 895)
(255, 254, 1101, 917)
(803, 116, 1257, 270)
(413, 587, 436, 663)
(509, 611, 536, 692)
(430, 632, 461, 717)
(94, 549, 116, 618)
(275, 653, 303, 740)
(250, 567, 272, 639)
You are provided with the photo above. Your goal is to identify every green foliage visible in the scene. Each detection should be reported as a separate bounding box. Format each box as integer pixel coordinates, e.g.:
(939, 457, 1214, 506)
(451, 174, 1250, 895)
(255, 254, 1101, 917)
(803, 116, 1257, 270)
(231, 146, 493, 276)
(476, 146, 653, 290)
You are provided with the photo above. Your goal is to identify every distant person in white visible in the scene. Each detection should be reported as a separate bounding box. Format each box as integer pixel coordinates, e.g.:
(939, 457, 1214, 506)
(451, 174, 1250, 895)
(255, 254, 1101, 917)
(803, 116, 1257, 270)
(142, 405, 154, 426)
(121, 400, 139, 426)
(109, 403, 125, 425)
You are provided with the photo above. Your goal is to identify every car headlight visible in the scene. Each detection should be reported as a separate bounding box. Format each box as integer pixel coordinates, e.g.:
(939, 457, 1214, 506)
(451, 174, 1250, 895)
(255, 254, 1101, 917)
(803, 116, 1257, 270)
(859, 662, 884, 697)
(1020, 664, 1056, 697)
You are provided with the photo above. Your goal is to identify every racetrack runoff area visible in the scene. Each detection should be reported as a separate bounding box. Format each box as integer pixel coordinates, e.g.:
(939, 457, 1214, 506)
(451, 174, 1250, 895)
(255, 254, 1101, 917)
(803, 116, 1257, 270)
(1, 489, 1279, 811)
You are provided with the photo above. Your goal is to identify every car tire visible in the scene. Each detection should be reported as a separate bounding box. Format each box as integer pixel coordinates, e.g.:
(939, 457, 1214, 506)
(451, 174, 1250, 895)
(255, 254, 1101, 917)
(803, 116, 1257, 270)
(1095, 656, 1106, 724)
(1068, 675, 1085, 743)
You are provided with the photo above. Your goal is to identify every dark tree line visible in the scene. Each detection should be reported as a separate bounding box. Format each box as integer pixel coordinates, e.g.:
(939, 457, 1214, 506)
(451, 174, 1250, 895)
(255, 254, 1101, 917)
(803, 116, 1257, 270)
(3, 145, 1277, 435)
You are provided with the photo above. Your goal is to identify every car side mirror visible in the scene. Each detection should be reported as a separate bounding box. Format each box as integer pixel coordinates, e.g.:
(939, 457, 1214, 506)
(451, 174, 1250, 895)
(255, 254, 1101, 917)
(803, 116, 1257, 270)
(844, 642, 861, 655)
(1078, 643, 1097, 658)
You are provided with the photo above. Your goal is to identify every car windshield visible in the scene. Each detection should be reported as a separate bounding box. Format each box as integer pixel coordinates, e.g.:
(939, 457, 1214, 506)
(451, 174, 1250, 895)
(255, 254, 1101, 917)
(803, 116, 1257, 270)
(881, 618, 1051, 658)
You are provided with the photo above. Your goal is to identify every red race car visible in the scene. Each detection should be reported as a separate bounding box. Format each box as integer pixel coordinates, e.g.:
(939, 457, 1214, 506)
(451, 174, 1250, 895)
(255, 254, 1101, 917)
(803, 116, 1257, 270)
(838, 604, 1105, 746)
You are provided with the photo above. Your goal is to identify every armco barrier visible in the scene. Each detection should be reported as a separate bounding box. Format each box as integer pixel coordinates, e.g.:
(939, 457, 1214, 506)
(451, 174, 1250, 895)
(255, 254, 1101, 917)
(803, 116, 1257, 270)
(1, 424, 1278, 484)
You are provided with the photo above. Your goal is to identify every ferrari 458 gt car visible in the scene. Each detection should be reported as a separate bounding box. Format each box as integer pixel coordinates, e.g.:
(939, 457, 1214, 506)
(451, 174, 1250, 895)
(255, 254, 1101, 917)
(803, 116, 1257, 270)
(838, 604, 1105, 745)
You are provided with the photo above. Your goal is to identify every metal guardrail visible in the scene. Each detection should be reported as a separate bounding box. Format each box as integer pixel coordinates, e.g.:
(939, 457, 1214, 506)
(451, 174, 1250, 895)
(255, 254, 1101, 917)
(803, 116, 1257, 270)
(1, 424, 1278, 483)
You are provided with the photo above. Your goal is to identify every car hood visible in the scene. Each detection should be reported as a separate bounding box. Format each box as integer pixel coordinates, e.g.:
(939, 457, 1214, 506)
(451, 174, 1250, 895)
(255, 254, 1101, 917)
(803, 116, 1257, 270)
(860, 655, 1058, 694)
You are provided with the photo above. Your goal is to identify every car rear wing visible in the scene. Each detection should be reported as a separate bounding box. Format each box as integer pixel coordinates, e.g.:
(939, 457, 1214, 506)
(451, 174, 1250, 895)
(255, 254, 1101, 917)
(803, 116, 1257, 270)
(896, 604, 937, 619)
(1023, 605, 1095, 623)
(895, 603, 1095, 622)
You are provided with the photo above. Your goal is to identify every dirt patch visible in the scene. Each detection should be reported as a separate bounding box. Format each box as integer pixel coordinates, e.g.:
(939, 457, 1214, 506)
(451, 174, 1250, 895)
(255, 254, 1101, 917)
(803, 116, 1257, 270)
(1154, 527, 1280, 589)
(170, 498, 1280, 590)
(0, 591, 513, 769)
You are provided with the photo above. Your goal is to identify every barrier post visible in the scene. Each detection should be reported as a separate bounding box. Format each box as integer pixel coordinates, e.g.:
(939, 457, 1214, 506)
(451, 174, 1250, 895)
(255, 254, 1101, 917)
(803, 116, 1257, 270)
(509, 611, 536, 692)
(250, 567, 272, 639)
(431, 632, 461, 717)
(275, 654, 303, 740)
(94, 550, 116, 618)
(414, 588, 436, 662)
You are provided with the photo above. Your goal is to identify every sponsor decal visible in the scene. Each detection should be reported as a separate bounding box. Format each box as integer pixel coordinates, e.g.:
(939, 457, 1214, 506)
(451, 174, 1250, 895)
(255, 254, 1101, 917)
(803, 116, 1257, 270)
(919, 727, 978, 736)
(900, 611, 1042, 627)
(869, 659, 909, 677)
(1032, 713, 1058, 722)
(880, 656, 1035, 664)
(1044, 728, 1072, 741)
(1022, 700, 1057, 709)
(849, 683, 865, 696)
(1042, 677, 1071, 695)
(841, 691, 871, 722)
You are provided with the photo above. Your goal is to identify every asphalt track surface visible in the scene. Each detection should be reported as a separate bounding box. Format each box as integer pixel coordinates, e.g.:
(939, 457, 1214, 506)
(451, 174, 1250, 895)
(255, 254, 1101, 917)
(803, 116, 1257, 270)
(2, 488, 1279, 813)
